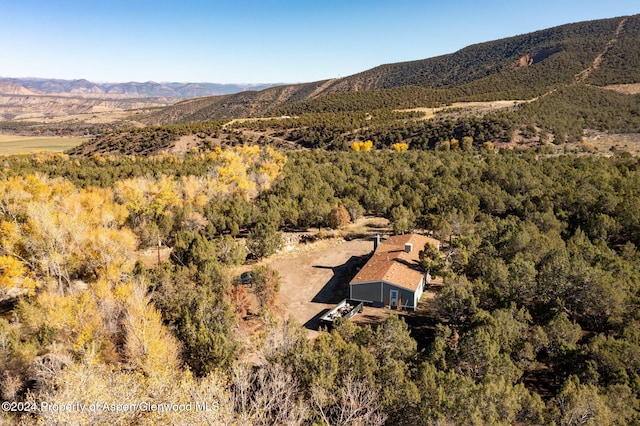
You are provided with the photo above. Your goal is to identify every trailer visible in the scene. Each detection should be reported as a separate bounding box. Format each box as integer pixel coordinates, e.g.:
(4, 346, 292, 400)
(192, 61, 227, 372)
(319, 299, 364, 328)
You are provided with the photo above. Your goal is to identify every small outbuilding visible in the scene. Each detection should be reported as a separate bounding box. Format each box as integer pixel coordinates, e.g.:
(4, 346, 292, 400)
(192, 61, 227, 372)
(349, 234, 440, 310)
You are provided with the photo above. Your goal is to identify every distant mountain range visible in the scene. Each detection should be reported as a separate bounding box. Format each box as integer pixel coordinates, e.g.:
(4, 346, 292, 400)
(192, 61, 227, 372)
(0, 77, 281, 98)
(0, 78, 283, 120)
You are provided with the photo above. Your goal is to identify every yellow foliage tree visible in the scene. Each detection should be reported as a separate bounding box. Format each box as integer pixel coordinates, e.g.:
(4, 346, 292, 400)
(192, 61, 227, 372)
(24, 290, 105, 354)
(123, 281, 181, 378)
(0, 255, 38, 297)
(483, 141, 496, 151)
(0, 221, 22, 256)
(84, 228, 137, 283)
(0, 175, 137, 294)
(24, 201, 81, 289)
(180, 175, 210, 209)
(351, 140, 374, 152)
(114, 147, 285, 214)
(391, 142, 409, 152)
(114, 178, 150, 219)
(256, 147, 287, 191)
(74, 188, 129, 227)
(149, 175, 180, 216)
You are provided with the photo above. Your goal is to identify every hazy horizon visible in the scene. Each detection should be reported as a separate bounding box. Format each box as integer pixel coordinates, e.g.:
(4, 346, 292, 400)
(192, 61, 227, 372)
(0, 77, 283, 86)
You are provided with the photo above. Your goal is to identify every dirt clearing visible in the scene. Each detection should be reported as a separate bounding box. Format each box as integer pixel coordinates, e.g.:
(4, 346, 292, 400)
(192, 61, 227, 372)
(267, 237, 373, 339)
(396, 100, 527, 119)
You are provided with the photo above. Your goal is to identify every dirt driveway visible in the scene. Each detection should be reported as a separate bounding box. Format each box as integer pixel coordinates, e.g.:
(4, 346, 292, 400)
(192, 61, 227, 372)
(267, 238, 373, 338)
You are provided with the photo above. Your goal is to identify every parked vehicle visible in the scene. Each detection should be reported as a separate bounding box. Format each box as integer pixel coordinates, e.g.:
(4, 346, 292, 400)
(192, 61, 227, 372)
(319, 299, 364, 328)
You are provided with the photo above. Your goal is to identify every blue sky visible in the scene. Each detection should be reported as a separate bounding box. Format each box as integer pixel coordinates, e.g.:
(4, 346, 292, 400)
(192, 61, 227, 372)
(1, 0, 638, 84)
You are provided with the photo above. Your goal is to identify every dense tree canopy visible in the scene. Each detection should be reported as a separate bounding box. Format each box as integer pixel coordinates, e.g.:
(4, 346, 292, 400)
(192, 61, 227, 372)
(1, 146, 640, 424)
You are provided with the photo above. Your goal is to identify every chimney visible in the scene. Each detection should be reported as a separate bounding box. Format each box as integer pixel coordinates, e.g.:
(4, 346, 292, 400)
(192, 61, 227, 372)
(373, 234, 380, 251)
(404, 243, 413, 253)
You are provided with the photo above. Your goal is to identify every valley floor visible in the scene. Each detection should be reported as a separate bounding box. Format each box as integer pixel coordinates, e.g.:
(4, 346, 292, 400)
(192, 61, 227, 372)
(0, 134, 86, 155)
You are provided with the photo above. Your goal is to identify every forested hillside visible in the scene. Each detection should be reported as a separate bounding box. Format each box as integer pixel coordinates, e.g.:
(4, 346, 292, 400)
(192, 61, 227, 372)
(322, 16, 621, 92)
(139, 14, 639, 124)
(69, 81, 640, 155)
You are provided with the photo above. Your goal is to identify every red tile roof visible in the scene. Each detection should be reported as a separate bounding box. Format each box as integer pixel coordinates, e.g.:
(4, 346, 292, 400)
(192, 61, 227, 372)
(350, 234, 440, 292)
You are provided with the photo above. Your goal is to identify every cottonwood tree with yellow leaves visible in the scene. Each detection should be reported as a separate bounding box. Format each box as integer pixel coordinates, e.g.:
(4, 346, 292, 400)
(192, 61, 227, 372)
(112, 146, 286, 248)
(0, 175, 142, 398)
(350, 140, 374, 151)
(0, 175, 134, 295)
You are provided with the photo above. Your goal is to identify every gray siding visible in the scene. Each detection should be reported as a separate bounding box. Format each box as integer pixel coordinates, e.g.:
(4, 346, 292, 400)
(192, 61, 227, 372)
(350, 281, 383, 305)
(383, 282, 415, 309)
(351, 281, 419, 309)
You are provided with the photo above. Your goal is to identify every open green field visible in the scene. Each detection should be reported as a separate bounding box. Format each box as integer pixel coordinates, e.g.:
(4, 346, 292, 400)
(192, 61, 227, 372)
(0, 134, 86, 155)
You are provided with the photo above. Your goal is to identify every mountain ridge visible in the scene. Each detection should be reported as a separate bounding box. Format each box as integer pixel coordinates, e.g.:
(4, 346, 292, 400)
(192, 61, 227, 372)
(140, 14, 640, 124)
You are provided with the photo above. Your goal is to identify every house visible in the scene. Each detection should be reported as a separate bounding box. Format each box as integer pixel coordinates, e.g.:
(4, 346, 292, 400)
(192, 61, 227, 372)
(349, 234, 440, 310)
